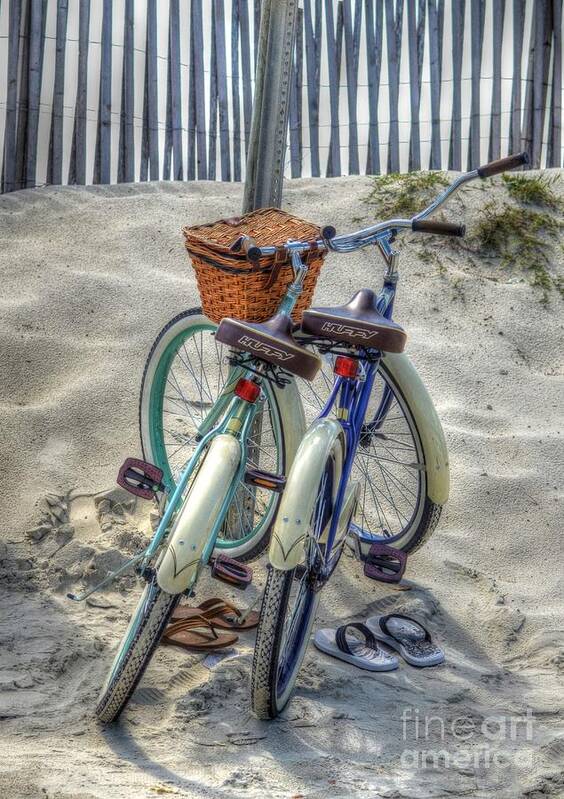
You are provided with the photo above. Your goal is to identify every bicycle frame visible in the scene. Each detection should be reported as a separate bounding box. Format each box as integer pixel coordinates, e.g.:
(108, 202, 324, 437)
(314, 270, 397, 578)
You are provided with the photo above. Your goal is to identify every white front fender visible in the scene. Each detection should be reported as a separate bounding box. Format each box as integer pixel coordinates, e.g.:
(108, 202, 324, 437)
(269, 419, 345, 570)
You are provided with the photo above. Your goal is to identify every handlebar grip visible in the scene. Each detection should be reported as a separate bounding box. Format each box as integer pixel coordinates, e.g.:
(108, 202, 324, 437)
(230, 235, 262, 262)
(322, 225, 337, 240)
(412, 219, 466, 237)
(477, 151, 529, 178)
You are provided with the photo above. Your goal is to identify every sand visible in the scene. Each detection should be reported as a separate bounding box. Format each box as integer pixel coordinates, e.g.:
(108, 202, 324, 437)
(0, 174, 563, 799)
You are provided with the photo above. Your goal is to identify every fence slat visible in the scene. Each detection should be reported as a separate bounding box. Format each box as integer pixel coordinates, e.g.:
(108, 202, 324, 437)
(289, 7, 303, 177)
(238, 0, 253, 157)
(68, 0, 90, 184)
(14, 2, 30, 191)
(169, 0, 183, 180)
(254, 0, 261, 70)
(25, 0, 47, 188)
(428, 0, 444, 169)
(163, 19, 173, 179)
(533, 1, 552, 167)
(468, 0, 485, 169)
(304, 0, 322, 176)
(407, 0, 425, 170)
(144, 0, 159, 180)
(386, 0, 404, 173)
(94, 0, 112, 185)
(215, 0, 231, 181)
(448, 0, 465, 169)
(325, 0, 343, 177)
(118, 0, 134, 183)
(343, 0, 362, 174)
(547, 0, 562, 166)
(47, 0, 68, 185)
(488, 0, 505, 161)
(509, 0, 524, 153)
(208, 12, 218, 181)
(365, 0, 383, 174)
(231, 0, 241, 181)
(3, 0, 23, 192)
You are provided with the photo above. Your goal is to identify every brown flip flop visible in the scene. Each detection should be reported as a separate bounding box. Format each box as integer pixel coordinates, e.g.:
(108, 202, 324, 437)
(170, 597, 260, 631)
(161, 615, 238, 651)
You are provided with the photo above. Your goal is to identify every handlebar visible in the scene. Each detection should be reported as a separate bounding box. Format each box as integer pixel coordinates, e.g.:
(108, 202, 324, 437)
(232, 152, 528, 261)
(477, 151, 528, 178)
(412, 219, 466, 237)
(230, 234, 262, 262)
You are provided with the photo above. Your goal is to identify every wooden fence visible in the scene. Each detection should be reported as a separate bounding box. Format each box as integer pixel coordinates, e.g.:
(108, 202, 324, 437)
(0, 0, 562, 193)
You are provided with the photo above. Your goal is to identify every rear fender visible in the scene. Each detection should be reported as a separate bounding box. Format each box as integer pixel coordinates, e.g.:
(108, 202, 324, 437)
(156, 434, 241, 594)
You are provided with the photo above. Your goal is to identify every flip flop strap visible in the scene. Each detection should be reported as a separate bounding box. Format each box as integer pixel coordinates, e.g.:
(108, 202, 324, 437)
(335, 622, 377, 655)
(379, 613, 431, 642)
(165, 614, 219, 640)
(197, 597, 242, 620)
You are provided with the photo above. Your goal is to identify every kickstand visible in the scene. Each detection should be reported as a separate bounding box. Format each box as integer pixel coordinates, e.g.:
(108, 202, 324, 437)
(66, 549, 149, 602)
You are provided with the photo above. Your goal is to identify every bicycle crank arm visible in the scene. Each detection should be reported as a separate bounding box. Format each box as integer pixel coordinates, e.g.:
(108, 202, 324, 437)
(66, 549, 149, 602)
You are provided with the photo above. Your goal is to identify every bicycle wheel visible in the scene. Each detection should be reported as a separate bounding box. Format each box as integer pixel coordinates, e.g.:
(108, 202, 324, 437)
(252, 430, 343, 719)
(295, 348, 447, 552)
(139, 308, 304, 561)
(96, 580, 178, 723)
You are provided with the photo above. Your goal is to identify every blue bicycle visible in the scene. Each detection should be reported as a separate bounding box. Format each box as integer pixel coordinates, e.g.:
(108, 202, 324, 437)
(249, 152, 528, 718)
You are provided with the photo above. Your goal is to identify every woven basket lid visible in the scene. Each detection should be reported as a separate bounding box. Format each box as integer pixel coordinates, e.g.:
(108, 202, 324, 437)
(182, 207, 321, 255)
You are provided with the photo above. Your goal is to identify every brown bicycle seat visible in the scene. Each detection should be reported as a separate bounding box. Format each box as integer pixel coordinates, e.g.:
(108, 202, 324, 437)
(216, 313, 322, 380)
(301, 289, 407, 353)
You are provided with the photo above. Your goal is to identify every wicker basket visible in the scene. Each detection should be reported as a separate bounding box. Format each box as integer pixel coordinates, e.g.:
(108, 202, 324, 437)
(183, 207, 326, 323)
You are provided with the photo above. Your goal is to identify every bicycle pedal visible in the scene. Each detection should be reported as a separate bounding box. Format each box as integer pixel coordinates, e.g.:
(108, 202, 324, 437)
(117, 457, 165, 500)
(363, 543, 407, 584)
(244, 468, 286, 493)
(210, 554, 253, 590)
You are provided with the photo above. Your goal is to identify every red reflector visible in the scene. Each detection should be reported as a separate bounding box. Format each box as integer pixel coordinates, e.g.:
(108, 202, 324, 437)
(334, 356, 359, 379)
(234, 378, 261, 403)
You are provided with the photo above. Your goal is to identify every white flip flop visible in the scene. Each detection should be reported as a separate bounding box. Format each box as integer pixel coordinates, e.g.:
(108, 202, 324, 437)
(314, 622, 399, 671)
(366, 614, 445, 667)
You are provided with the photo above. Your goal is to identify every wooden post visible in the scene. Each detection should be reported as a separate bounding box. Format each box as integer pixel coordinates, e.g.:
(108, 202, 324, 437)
(243, 0, 299, 212)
